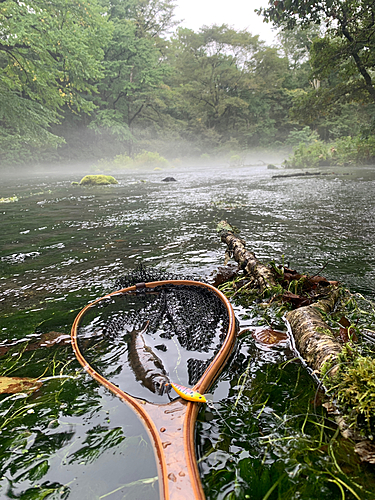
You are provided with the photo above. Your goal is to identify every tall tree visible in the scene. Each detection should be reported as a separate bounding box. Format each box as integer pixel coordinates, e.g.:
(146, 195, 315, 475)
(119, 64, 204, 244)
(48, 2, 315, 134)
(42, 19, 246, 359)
(0, 0, 111, 164)
(167, 25, 260, 149)
(260, 0, 375, 105)
(166, 25, 292, 150)
(89, 0, 177, 153)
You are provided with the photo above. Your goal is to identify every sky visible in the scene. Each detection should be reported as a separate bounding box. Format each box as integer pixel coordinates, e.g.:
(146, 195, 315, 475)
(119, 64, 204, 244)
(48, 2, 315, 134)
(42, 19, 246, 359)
(173, 0, 278, 45)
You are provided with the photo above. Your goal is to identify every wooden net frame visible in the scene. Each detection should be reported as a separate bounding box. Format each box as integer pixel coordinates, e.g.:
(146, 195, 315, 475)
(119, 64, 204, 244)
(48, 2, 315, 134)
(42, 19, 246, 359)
(71, 280, 237, 500)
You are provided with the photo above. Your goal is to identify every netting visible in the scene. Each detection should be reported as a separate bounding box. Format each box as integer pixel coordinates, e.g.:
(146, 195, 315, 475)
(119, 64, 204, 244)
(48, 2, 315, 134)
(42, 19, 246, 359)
(75, 267, 232, 403)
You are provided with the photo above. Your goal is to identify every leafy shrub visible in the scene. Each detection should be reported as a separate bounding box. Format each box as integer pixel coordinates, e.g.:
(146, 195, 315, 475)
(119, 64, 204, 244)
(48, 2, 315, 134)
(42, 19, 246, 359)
(133, 151, 168, 167)
(229, 154, 244, 167)
(284, 135, 375, 168)
(284, 140, 328, 168)
(112, 154, 133, 167)
(333, 136, 358, 164)
(91, 151, 168, 171)
(285, 126, 319, 148)
(356, 135, 375, 163)
(91, 158, 116, 171)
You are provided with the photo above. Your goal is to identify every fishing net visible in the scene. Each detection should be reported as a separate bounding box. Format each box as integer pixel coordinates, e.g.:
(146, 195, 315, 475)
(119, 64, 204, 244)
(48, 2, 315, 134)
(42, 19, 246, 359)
(75, 267, 233, 404)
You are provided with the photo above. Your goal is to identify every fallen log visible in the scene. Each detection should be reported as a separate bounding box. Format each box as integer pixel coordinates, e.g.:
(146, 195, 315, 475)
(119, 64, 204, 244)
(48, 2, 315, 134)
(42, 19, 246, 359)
(285, 288, 342, 377)
(216, 220, 277, 292)
(217, 220, 342, 376)
(282, 290, 375, 453)
(216, 220, 375, 463)
(272, 171, 335, 179)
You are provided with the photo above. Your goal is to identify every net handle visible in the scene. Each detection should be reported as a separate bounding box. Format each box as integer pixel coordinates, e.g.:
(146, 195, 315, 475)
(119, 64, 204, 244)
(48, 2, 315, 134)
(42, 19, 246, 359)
(71, 280, 237, 500)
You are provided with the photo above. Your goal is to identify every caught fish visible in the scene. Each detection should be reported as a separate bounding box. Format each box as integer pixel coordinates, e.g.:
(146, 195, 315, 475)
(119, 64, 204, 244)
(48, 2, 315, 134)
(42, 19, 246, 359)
(169, 382, 213, 404)
(128, 321, 170, 395)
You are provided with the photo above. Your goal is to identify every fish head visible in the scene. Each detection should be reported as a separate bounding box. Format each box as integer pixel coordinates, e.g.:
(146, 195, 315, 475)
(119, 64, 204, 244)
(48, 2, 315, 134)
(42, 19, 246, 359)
(131, 320, 150, 336)
(153, 377, 171, 395)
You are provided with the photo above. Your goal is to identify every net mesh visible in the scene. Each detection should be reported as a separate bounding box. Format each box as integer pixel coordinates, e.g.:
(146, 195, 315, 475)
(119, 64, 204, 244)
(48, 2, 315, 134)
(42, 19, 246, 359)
(77, 267, 232, 401)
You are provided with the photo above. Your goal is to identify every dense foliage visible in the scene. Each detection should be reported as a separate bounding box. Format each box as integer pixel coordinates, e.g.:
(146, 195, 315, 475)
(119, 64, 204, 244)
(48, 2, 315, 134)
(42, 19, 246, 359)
(1, 0, 375, 166)
(260, 0, 375, 138)
(0, 0, 111, 164)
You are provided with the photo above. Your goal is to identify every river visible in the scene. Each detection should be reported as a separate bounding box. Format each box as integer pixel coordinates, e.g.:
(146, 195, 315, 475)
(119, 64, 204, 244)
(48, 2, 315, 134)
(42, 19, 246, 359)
(0, 163, 374, 499)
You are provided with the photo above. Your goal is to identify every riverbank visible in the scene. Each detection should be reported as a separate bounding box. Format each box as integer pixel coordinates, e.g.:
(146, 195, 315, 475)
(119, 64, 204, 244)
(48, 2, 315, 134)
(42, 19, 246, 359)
(284, 135, 375, 168)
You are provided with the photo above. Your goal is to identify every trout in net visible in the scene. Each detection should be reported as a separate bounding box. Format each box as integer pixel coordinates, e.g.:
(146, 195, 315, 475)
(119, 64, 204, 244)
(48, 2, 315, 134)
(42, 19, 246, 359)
(128, 320, 170, 395)
(77, 266, 234, 404)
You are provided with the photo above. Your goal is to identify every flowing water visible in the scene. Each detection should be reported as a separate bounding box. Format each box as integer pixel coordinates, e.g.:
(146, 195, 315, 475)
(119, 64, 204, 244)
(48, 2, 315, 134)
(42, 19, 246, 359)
(0, 163, 375, 499)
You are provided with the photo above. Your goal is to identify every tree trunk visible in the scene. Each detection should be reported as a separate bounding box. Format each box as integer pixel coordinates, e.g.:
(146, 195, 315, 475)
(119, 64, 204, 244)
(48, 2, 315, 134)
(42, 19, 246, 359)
(217, 220, 343, 375)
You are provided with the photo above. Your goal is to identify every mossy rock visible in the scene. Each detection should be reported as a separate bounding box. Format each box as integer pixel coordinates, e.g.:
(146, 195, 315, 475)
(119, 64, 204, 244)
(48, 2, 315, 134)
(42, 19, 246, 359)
(79, 175, 119, 186)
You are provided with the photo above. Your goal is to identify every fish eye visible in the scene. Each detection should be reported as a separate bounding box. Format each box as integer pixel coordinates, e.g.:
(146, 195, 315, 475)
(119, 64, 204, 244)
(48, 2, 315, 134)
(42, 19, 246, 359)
(199, 396, 202, 399)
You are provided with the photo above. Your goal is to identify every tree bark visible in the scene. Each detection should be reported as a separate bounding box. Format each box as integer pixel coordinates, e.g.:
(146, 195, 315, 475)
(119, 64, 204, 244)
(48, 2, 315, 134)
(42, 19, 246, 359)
(285, 288, 342, 377)
(216, 220, 277, 292)
(217, 220, 343, 375)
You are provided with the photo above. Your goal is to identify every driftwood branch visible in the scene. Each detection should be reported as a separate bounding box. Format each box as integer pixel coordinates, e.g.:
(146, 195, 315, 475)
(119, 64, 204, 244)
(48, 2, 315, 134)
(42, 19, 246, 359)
(287, 292, 375, 463)
(216, 220, 277, 292)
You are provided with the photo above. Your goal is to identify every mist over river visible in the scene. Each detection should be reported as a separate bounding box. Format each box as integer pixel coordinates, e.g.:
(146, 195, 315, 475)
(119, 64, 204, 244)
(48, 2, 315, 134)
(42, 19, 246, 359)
(0, 163, 375, 499)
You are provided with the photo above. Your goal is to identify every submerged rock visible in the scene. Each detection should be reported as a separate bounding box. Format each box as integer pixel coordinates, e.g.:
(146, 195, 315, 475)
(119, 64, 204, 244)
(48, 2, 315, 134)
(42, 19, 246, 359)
(161, 177, 177, 182)
(79, 175, 119, 186)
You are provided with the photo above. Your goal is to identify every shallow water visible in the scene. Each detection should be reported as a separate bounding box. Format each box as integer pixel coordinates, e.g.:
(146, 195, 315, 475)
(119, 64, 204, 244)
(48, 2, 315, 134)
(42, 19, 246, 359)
(1, 163, 375, 499)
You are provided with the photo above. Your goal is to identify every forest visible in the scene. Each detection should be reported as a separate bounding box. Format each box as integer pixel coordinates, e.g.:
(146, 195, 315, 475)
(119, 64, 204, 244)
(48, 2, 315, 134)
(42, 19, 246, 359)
(1, 0, 375, 168)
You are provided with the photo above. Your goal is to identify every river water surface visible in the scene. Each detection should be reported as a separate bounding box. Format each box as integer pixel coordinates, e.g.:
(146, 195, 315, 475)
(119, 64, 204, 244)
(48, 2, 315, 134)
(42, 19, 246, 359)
(1, 163, 375, 499)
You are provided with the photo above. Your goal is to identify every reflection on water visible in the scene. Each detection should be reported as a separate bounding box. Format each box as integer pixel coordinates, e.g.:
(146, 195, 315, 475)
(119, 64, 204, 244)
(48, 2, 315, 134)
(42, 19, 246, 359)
(0, 164, 375, 499)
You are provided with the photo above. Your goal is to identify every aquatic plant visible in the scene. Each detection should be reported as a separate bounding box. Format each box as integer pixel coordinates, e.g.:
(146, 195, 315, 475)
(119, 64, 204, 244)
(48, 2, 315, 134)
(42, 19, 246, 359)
(0, 328, 158, 500)
(0, 196, 18, 203)
(322, 341, 375, 436)
(219, 259, 375, 442)
(336, 354, 375, 432)
(197, 342, 373, 499)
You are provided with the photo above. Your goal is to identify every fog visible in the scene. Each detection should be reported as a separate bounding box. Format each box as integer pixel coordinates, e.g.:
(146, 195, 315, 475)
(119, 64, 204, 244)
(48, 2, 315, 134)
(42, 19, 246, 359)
(1, 147, 289, 184)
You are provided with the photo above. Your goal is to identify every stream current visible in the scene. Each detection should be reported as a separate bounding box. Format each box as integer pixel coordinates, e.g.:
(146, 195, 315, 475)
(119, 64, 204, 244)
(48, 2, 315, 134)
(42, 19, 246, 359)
(0, 163, 375, 499)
